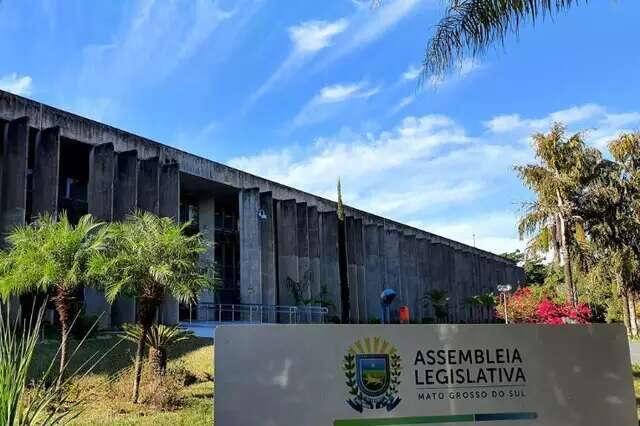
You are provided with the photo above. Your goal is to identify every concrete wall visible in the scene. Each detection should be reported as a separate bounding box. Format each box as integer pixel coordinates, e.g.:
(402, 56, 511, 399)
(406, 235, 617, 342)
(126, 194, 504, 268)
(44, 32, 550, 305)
(239, 188, 261, 305)
(319, 211, 340, 318)
(31, 127, 60, 217)
(86, 142, 115, 328)
(259, 192, 276, 305)
(276, 199, 298, 306)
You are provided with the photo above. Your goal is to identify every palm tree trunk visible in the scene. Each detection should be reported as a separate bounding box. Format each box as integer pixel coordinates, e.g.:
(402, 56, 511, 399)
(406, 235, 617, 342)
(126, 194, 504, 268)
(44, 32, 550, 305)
(630, 293, 639, 338)
(621, 286, 631, 336)
(132, 298, 157, 403)
(558, 215, 577, 307)
(53, 288, 73, 390)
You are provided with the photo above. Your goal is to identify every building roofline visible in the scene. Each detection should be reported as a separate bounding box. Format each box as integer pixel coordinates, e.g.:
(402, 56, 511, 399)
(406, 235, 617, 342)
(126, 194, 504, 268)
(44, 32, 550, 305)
(0, 89, 517, 265)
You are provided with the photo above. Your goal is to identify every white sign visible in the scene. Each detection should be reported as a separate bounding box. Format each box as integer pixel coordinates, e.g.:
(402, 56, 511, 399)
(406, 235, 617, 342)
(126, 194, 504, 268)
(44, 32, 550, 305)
(215, 324, 636, 425)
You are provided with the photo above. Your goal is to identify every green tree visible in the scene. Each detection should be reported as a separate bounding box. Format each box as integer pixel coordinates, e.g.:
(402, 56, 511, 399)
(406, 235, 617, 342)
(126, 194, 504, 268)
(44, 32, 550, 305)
(423, 0, 585, 78)
(515, 123, 602, 307)
(122, 323, 194, 375)
(0, 213, 106, 389)
(581, 132, 640, 335)
(89, 212, 213, 403)
(423, 289, 449, 323)
(336, 178, 350, 323)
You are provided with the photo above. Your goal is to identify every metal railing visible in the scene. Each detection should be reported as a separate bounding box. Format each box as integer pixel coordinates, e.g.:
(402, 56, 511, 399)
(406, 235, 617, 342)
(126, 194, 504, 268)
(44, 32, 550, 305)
(187, 303, 328, 324)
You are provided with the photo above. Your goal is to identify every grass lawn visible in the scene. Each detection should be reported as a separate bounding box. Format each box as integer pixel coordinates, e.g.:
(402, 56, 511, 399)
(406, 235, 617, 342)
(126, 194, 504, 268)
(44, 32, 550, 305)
(633, 364, 640, 419)
(31, 334, 214, 425)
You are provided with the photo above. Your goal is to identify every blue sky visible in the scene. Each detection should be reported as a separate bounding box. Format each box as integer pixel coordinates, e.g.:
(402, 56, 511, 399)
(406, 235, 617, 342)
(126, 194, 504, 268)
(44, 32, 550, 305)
(1, 0, 639, 254)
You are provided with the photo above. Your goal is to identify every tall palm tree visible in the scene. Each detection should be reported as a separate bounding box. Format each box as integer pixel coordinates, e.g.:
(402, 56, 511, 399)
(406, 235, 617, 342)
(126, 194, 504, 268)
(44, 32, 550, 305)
(516, 123, 602, 307)
(89, 212, 213, 403)
(0, 213, 106, 389)
(423, 0, 585, 78)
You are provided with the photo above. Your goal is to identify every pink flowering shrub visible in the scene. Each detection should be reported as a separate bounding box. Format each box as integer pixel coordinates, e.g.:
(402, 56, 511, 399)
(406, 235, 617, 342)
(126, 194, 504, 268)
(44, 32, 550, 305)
(496, 287, 591, 324)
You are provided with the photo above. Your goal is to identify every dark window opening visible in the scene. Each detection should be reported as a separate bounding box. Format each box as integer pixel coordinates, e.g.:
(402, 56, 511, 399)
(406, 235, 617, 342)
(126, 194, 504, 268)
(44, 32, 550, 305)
(58, 138, 90, 224)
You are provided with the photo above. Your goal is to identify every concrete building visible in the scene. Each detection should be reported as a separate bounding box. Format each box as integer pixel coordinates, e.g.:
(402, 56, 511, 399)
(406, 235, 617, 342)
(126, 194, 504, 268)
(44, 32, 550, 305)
(0, 90, 524, 326)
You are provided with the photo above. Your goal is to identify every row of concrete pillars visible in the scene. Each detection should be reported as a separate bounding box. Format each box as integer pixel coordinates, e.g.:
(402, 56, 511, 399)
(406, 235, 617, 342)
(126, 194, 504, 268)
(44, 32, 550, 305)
(238, 189, 523, 323)
(0, 116, 181, 328)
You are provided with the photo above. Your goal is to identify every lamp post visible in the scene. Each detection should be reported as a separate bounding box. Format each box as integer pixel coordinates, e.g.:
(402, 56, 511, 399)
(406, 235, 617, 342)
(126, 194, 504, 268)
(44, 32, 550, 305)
(497, 284, 512, 324)
(380, 289, 397, 324)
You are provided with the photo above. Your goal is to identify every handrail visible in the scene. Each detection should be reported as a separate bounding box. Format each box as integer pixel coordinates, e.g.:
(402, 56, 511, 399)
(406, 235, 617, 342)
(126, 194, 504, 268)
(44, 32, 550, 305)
(189, 303, 329, 324)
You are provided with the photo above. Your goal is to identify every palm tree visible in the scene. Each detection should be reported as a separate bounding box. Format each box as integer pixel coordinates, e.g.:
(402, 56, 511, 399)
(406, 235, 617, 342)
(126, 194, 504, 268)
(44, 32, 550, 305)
(89, 212, 213, 403)
(515, 123, 602, 307)
(582, 132, 640, 335)
(423, 289, 449, 323)
(122, 323, 194, 375)
(423, 0, 585, 78)
(0, 213, 106, 389)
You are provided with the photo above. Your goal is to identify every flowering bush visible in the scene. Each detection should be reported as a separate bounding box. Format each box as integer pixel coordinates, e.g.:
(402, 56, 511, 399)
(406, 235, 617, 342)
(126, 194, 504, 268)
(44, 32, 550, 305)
(496, 286, 591, 324)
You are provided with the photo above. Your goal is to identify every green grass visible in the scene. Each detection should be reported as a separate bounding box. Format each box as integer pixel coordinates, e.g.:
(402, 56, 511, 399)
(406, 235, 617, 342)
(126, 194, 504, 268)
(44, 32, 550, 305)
(31, 334, 214, 425)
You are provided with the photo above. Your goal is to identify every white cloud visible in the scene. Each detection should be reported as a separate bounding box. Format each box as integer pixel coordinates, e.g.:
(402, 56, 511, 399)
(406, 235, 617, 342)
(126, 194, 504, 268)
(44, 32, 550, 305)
(249, 0, 421, 107)
(289, 19, 349, 53)
(428, 59, 484, 89)
(229, 114, 523, 255)
(248, 18, 349, 106)
(485, 104, 605, 133)
(410, 212, 525, 254)
(76, 0, 241, 119)
(391, 95, 415, 114)
(292, 81, 380, 127)
(228, 104, 640, 254)
(402, 64, 421, 81)
(341, 0, 420, 55)
(0, 73, 33, 96)
(602, 112, 640, 128)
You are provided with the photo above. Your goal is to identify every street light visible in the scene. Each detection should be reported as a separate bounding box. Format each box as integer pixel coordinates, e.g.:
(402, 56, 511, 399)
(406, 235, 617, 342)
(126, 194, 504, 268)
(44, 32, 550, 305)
(497, 284, 512, 324)
(380, 289, 396, 324)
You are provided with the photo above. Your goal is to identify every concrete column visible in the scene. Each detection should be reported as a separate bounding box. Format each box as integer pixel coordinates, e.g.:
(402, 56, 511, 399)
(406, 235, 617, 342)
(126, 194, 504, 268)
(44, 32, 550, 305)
(276, 199, 298, 306)
(239, 188, 261, 305)
(110, 150, 138, 328)
(137, 157, 159, 214)
(354, 219, 366, 323)
(199, 197, 216, 304)
(31, 126, 60, 218)
(86, 142, 115, 328)
(0, 118, 28, 323)
(319, 211, 341, 318)
(1, 117, 28, 235)
(113, 150, 138, 220)
(416, 238, 430, 321)
(87, 143, 115, 221)
(383, 229, 401, 296)
(259, 192, 276, 305)
(378, 226, 386, 291)
(159, 161, 180, 220)
(345, 217, 358, 322)
(400, 234, 418, 321)
(307, 206, 321, 300)
(158, 161, 181, 325)
(364, 224, 382, 322)
(296, 202, 310, 301)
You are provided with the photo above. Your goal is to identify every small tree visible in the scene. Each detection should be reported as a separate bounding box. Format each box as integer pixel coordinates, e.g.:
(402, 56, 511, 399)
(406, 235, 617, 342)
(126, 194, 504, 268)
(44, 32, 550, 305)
(89, 212, 213, 403)
(423, 289, 449, 323)
(122, 323, 194, 375)
(0, 213, 106, 389)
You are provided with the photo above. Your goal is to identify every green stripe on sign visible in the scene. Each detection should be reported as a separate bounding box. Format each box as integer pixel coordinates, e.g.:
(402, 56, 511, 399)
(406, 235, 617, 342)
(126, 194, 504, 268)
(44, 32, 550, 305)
(334, 414, 475, 425)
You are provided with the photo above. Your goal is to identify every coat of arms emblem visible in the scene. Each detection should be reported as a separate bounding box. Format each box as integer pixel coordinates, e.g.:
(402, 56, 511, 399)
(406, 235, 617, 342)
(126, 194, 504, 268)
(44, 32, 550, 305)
(343, 337, 402, 413)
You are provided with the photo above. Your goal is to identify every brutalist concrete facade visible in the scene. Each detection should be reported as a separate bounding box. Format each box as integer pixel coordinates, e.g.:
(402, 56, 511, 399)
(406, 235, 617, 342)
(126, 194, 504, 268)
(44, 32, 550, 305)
(0, 90, 524, 326)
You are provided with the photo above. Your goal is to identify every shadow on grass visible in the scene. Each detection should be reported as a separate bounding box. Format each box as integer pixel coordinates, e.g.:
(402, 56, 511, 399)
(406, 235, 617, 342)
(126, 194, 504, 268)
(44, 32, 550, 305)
(30, 335, 212, 380)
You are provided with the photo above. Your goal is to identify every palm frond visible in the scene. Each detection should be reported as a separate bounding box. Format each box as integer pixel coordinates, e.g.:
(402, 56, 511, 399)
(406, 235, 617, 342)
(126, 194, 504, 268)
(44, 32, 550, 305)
(424, 0, 584, 78)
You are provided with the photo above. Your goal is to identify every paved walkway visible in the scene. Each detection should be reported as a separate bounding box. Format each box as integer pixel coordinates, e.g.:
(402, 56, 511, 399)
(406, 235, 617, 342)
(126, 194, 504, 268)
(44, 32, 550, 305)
(630, 342, 640, 364)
